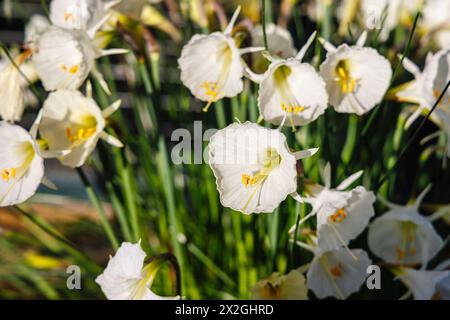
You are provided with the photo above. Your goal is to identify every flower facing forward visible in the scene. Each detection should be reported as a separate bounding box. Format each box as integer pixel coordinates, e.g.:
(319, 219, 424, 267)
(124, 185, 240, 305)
(178, 6, 263, 112)
(250, 23, 296, 72)
(49, 0, 119, 34)
(37, 90, 123, 168)
(31, 26, 127, 92)
(0, 122, 44, 207)
(368, 186, 444, 266)
(96, 242, 180, 300)
(294, 163, 375, 253)
(297, 241, 371, 300)
(251, 270, 308, 300)
(252, 32, 328, 131)
(208, 122, 318, 214)
(392, 265, 450, 300)
(319, 33, 392, 115)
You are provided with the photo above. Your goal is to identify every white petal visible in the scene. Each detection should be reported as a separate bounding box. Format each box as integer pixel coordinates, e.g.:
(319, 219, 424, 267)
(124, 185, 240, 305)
(258, 59, 328, 126)
(336, 170, 363, 190)
(398, 268, 449, 300)
(38, 90, 105, 168)
(178, 33, 244, 102)
(0, 122, 44, 207)
(307, 248, 371, 299)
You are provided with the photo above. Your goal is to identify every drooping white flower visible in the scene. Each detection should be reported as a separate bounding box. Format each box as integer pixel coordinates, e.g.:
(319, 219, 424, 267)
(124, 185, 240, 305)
(298, 241, 371, 300)
(297, 163, 375, 253)
(31, 26, 127, 92)
(422, 0, 450, 49)
(0, 122, 44, 207)
(37, 90, 123, 168)
(396, 49, 450, 157)
(368, 185, 444, 266)
(95, 241, 180, 300)
(319, 34, 392, 115)
(24, 14, 51, 44)
(393, 266, 450, 300)
(0, 50, 36, 122)
(251, 270, 308, 300)
(250, 23, 296, 72)
(250, 32, 328, 131)
(178, 6, 264, 112)
(208, 121, 318, 214)
(49, 0, 119, 35)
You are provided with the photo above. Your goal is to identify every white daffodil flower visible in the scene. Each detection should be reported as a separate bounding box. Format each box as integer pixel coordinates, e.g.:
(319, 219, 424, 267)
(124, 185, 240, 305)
(50, 0, 120, 34)
(178, 6, 264, 112)
(319, 33, 392, 115)
(31, 25, 128, 93)
(24, 14, 50, 44)
(251, 270, 308, 300)
(360, 0, 419, 42)
(296, 163, 375, 254)
(422, 0, 450, 49)
(0, 122, 44, 207)
(393, 264, 450, 300)
(0, 50, 37, 122)
(368, 185, 444, 266)
(297, 240, 371, 300)
(96, 241, 180, 300)
(250, 23, 296, 72)
(208, 121, 318, 214)
(249, 32, 328, 131)
(396, 49, 450, 157)
(37, 90, 123, 168)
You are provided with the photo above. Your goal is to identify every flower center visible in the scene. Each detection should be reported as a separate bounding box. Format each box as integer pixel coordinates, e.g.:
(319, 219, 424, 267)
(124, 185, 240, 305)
(335, 59, 357, 94)
(329, 263, 343, 278)
(329, 208, 347, 223)
(263, 282, 282, 299)
(66, 113, 98, 146)
(240, 148, 281, 212)
(201, 43, 233, 112)
(1, 168, 16, 182)
(273, 65, 305, 131)
(61, 64, 79, 74)
(396, 221, 417, 262)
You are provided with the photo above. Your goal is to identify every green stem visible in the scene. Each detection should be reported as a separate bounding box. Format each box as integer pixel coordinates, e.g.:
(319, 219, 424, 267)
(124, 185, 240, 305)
(76, 167, 119, 250)
(262, 0, 269, 51)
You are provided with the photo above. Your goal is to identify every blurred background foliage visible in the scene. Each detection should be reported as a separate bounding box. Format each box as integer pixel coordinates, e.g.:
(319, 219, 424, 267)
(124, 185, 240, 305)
(0, 0, 449, 299)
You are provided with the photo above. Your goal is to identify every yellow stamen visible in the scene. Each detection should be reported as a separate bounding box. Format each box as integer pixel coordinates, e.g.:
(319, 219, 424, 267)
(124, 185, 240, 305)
(329, 263, 343, 278)
(61, 64, 79, 74)
(329, 208, 347, 223)
(64, 12, 73, 22)
(335, 59, 357, 94)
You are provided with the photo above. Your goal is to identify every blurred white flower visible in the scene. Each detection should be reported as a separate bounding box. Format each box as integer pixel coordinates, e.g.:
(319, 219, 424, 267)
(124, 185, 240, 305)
(298, 241, 371, 300)
(50, 0, 119, 35)
(208, 121, 318, 214)
(368, 185, 444, 266)
(24, 14, 50, 44)
(397, 49, 450, 157)
(422, 0, 450, 49)
(0, 122, 44, 207)
(31, 26, 127, 92)
(393, 265, 450, 300)
(37, 90, 123, 168)
(250, 23, 296, 72)
(360, 0, 419, 41)
(0, 51, 37, 122)
(96, 241, 180, 300)
(251, 270, 308, 300)
(319, 34, 392, 115)
(252, 32, 328, 131)
(297, 163, 375, 253)
(178, 6, 264, 112)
